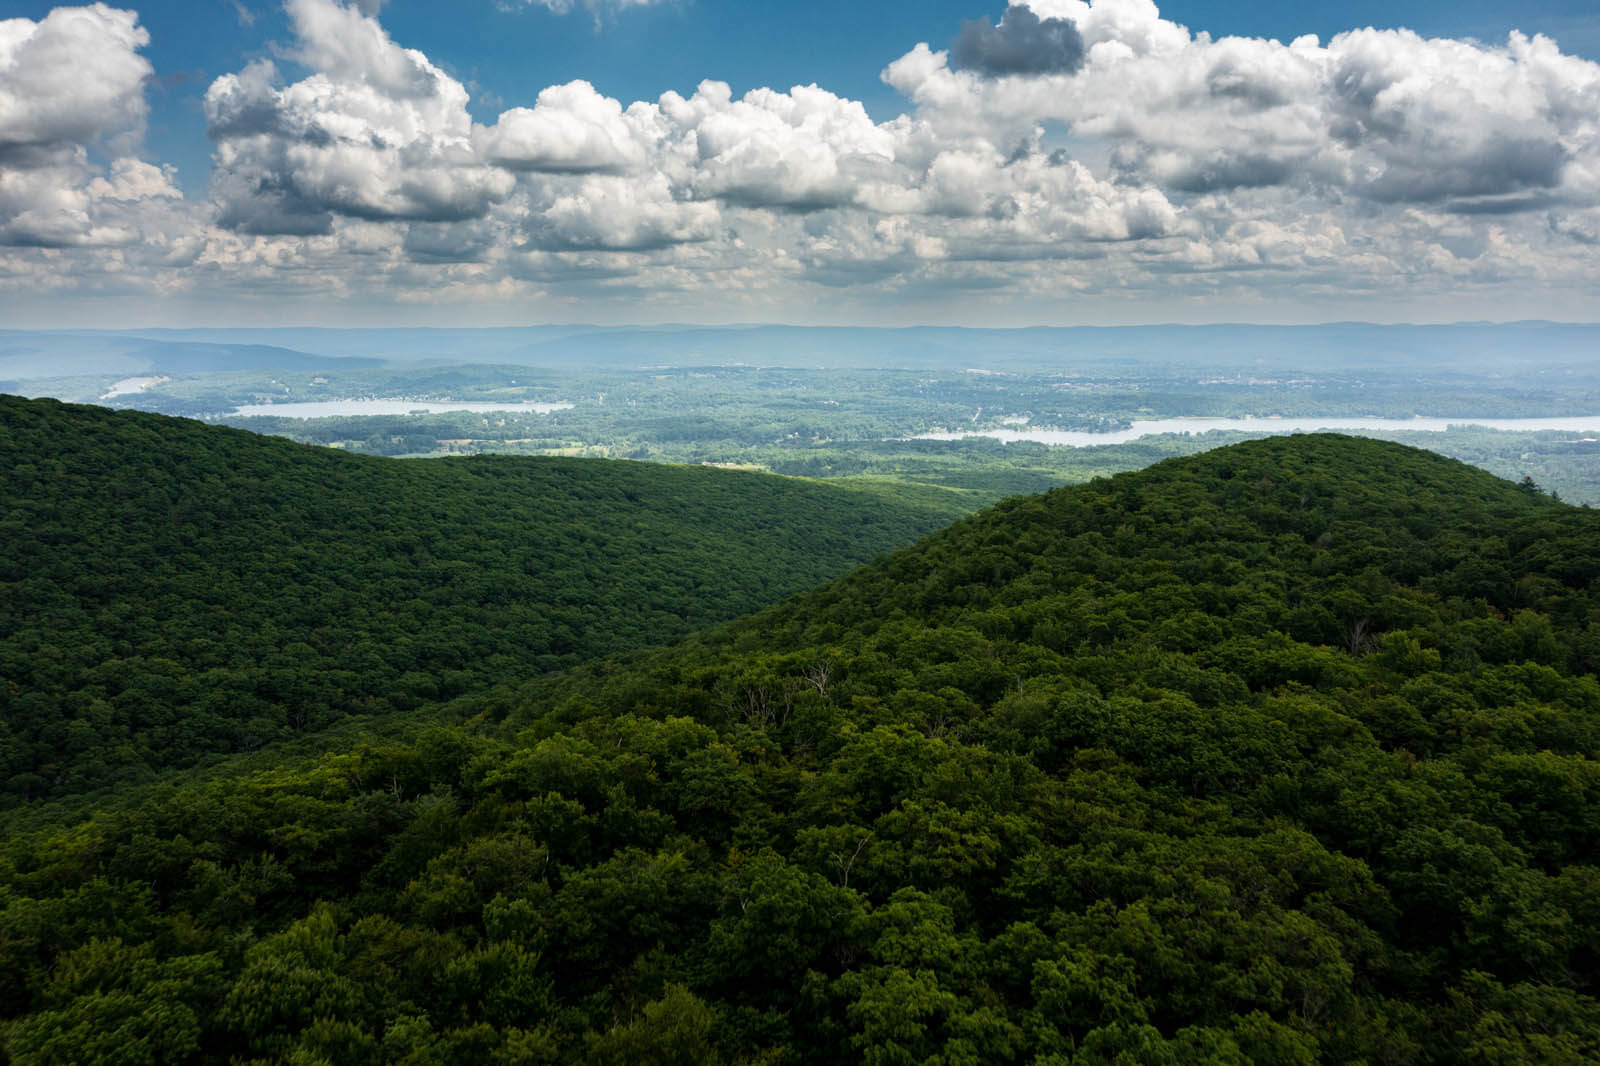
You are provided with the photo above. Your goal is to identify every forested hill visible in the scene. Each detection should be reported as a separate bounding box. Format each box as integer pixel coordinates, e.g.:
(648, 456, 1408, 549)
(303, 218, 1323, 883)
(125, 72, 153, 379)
(5, 434, 1600, 1064)
(684, 426, 1596, 661)
(0, 394, 965, 804)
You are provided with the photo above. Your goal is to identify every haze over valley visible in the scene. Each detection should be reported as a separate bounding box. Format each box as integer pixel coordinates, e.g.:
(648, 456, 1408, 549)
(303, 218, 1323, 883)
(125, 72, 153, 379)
(10, 321, 1600, 504)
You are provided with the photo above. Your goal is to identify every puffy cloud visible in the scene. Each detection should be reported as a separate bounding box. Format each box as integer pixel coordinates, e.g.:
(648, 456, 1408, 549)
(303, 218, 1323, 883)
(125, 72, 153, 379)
(0, 5, 183, 247)
(0, 149, 119, 246)
(1022, 0, 1189, 59)
(663, 81, 898, 210)
(482, 78, 906, 222)
(522, 172, 721, 250)
(481, 70, 1184, 263)
(283, 0, 432, 96)
(477, 81, 654, 173)
(205, 0, 514, 234)
(953, 5, 1085, 78)
(0, 4, 151, 152)
(0, 152, 190, 250)
(88, 156, 181, 202)
(1323, 29, 1598, 209)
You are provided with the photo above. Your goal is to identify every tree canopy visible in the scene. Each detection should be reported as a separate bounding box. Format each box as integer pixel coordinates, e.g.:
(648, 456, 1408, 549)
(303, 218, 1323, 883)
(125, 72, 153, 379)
(0, 395, 963, 803)
(3, 431, 1599, 1063)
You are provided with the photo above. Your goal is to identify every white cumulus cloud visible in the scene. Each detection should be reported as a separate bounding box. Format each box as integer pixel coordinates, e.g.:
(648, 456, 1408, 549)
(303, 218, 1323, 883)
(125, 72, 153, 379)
(205, 0, 514, 234)
(0, 4, 185, 248)
(477, 81, 655, 174)
(0, 4, 151, 152)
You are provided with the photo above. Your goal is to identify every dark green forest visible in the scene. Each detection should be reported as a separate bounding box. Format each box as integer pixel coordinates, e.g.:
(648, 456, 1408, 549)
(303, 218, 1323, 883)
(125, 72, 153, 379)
(0, 396, 964, 804)
(4, 421, 1600, 1064)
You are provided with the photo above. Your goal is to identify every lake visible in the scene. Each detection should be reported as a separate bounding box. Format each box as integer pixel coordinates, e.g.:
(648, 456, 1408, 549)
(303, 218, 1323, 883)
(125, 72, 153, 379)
(102, 376, 167, 398)
(914, 415, 1600, 447)
(229, 399, 574, 418)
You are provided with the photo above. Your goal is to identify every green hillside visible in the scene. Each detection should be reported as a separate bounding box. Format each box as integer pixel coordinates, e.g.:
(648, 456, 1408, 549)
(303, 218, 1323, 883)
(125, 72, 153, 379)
(4, 435, 1600, 1064)
(0, 395, 966, 803)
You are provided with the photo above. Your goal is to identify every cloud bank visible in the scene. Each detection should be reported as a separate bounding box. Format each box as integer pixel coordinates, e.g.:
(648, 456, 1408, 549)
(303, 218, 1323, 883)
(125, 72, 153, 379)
(2, 0, 1599, 322)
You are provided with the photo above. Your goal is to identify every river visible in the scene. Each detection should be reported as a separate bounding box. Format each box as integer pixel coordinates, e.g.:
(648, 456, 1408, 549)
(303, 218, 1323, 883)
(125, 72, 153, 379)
(913, 415, 1600, 447)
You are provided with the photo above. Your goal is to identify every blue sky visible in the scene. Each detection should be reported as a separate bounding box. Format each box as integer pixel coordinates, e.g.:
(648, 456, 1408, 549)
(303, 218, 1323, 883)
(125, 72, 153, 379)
(1, 0, 1598, 325)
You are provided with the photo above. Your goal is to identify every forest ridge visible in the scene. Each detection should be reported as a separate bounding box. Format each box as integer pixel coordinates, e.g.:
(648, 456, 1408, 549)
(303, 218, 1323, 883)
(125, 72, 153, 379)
(2, 406, 1599, 1063)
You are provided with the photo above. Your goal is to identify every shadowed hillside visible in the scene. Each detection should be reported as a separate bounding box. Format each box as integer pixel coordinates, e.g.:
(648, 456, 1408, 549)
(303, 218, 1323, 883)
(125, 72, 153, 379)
(0, 395, 965, 802)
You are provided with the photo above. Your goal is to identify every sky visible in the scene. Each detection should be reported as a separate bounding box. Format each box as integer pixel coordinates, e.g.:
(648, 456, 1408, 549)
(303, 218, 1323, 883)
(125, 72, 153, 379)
(1, 0, 1599, 327)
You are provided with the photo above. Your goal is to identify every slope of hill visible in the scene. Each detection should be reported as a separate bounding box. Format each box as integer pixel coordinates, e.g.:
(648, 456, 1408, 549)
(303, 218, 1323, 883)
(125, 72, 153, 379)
(3, 435, 1598, 1064)
(0, 395, 966, 804)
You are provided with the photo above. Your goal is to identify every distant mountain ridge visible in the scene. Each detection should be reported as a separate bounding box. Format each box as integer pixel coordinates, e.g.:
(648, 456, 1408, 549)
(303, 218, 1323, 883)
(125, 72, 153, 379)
(5, 321, 1599, 375)
(0, 331, 384, 383)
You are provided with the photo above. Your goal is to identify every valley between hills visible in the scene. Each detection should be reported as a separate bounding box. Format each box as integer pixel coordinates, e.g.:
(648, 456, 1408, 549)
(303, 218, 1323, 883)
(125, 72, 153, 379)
(3, 397, 1599, 1063)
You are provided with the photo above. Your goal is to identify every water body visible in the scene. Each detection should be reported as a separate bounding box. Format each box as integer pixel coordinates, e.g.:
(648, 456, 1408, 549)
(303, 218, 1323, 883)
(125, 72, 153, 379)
(230, 399, 574, 418)
(102, 376, 167, 398)
(915, 415, 1600, 447)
